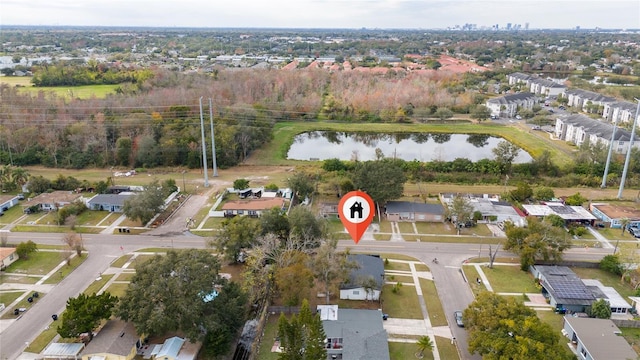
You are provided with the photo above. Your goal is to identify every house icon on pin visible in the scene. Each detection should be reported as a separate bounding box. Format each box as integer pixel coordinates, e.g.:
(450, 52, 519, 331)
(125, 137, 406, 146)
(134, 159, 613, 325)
(350, 201, 363, 219)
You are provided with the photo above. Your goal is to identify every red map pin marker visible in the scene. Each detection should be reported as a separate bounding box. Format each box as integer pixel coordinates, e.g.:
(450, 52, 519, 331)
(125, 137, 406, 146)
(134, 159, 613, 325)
(338, 190, 375, 244)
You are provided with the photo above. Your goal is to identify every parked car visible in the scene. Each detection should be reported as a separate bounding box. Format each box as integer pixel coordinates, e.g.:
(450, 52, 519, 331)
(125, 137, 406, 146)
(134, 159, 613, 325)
(454, 311, 464, 327)
(515, 115, 522, 120)
(559, 105, 566, 110)
(17, 193, 25, 200)
(531, 125, 542, 131)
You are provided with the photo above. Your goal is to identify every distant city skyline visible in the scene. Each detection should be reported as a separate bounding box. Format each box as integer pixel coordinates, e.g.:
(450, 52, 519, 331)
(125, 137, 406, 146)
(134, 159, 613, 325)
(2, 0, 639, 30)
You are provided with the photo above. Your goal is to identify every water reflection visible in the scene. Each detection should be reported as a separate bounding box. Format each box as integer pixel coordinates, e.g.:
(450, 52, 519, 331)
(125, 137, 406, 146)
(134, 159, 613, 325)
(287, 131, 533, 163)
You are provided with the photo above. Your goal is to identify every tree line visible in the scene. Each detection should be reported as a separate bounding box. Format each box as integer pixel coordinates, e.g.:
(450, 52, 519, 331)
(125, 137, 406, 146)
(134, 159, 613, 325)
(30, 62, 153, 87)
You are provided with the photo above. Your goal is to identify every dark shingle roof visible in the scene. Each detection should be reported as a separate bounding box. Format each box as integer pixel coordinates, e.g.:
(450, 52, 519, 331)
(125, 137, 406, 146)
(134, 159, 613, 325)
(486, 92, 536, 105)
(385, 201, 444, 215)
(537, 266, 595, 305)
(82, 319, 138, 357)
(87, 194, 134, 207)
(342, 254, 385, 290)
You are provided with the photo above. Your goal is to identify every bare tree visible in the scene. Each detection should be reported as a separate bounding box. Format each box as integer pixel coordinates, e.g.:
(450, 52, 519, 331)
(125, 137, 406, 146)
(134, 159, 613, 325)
(0, 231, 8, 247)
(62, 232, 84, 258)
(488, 244, 501, 269)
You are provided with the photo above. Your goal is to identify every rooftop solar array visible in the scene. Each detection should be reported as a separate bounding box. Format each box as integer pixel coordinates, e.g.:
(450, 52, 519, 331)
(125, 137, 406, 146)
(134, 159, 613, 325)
(551, 280, 595, 300)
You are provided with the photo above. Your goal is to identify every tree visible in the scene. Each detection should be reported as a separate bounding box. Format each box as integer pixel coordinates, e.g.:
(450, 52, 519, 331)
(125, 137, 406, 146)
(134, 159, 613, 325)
(504, 216, 571, 271)
(492, 141, 521, 174)
(211, 215, 260, 263)
(27, 175, 52, 194)
(470, 105, 491, 122)
(287, 172, 315, 203)
(311, 239, 357, 304)
(434, 107, 454, 120)
(117, 249, 246, 349)
(16, 240, 37, 260)
(260, 207, 290, 241)
(122, 179, 166, 225)
(62, 232, 84, 257)
(351, 159, 406, 220)
(415, 336, 433, 358)
(233, 178, 250, 190)
(446, 195, 474, 235)
(589, 299, 612, 319)
(600, 254, 623, 275)
(508, 182, 533, 202)
(620, 218, 630, 236)
(464, 292, 574, 360)
(288, 206, 326, 246)
(274, 251, 314, 306)
(564, 192, 587, 206)
(277, 299, 327, 360)
(534, 187, 555, 201)
(10, 167, 29, 191)
(545, 214, 565, 228)
(57, 292, 118, 340)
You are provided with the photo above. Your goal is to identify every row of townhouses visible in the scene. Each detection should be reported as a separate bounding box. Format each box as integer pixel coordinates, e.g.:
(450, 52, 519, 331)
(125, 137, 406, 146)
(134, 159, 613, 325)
(554, 114, 640, 154)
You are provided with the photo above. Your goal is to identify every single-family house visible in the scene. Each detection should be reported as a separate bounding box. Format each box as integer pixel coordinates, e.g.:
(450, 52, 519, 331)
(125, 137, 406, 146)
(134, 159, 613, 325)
(562, 316, 637, 360)
(320, 202, 339, 218)
(318, 306, 390, 360)
(22, 191, 83, 212)
(86, 194, 134, 213)
(582, 279, 632, 315)
(81, 319, 141, 360)
(384, 201, 444, 222)
(562, 89, 615, 113)
(602, 101, 640, 125)
(0, 194, 21, 212)
(531, 265, 596, 313)
(589, 203, 640, 228)
(106, 186, 133, 194)
(0, 247, 19, 270)
(148, 337, 200, 360)
(340, 254, 385, 301)
(439, 193, 527, 226)
(485, 92, 536, 118)
(221, 198, 285, 218)
(522, 202, 597, 226)
(554, 114, 640, 154)
(41, 343, 85, 360)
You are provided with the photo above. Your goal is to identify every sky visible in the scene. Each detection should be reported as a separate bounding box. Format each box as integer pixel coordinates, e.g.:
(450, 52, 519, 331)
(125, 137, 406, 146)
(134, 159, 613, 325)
(2, 0, 639, 30)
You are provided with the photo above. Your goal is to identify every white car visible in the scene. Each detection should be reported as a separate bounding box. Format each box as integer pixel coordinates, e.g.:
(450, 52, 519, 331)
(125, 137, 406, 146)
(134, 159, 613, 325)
(515, 115, 522, 120)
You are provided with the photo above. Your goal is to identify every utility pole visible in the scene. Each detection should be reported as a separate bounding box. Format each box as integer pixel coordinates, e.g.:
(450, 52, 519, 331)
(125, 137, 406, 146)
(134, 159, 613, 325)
(601, 117, 618, 188)
(199, 97, 209, 188)
(209, 98, 218, 177)
(618, 99, 640, 199)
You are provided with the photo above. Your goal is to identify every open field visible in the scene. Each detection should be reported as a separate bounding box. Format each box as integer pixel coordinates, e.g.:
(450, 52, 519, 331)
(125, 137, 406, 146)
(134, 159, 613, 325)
(0, 76, 119, 99)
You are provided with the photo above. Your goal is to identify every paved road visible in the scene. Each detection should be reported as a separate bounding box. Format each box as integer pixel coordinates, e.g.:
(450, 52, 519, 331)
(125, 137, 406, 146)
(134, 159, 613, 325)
(0, 227, 614, 360)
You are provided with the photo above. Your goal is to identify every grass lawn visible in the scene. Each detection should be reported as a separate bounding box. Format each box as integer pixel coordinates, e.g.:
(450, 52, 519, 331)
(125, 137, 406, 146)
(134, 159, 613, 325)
(17, 84, 120, 99)
(131, 254, 158, 269)
(571, 267, 635, 298)
(381, 284, 422, 319)
(75, 211, 111, 226)
(386, 275, 414, 284)
(43, 254, 87, 284)
(536, 311, 576, 359)
(1, 292, 45, 319)
(414, 222, 452, 235)
(97, 212, 121, 226)
(378, 221, 392, 233)
(0, 291, 24, 307)
(436, 336, 461, 360)
(620, 327, 640, 354)
(116, 272, 136, 282)
(461, 265, 486, 296)
(105, 283, 129, 297)
(481, 265, 538, 293)
(83, 274, 115, 295)
(389, 341, 428, 360)
(373, 233, 391, 240)
(110, 254, 133, 268)
(598, 227, 635, 240)
(117, 217, 143, 227)
(421, 279, 447, 326)
(202, 216, 225, 229)
(0, 274, 40, 284)
(255, 314, 280, 360)
(397, 222, 416, 234)
(5, 250, 69, 275)
(414, 263, 430, 271)
(0, 205, 25, 224)
(134, 248, 169, 253)
(385, 260, 411, 272)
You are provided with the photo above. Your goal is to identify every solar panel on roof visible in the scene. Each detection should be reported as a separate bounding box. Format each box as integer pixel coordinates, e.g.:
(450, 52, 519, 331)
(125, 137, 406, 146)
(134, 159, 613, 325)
(551, 206, 577, 214)
(552, 281, 594, 300)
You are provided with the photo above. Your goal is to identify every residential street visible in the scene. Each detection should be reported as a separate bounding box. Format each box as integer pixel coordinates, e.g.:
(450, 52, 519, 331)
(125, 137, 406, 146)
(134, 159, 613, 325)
(0, 198, 615, 360)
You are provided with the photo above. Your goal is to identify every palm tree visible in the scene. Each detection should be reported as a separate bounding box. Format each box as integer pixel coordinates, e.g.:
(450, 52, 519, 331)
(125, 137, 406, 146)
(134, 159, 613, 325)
(11, 166, 29, 192)
(415, 335, 433, 359)
(0, 165, 10, 193)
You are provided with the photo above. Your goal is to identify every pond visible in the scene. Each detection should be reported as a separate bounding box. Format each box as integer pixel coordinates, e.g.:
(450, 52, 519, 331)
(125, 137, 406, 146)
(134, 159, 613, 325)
(287, 131, 533, 163)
